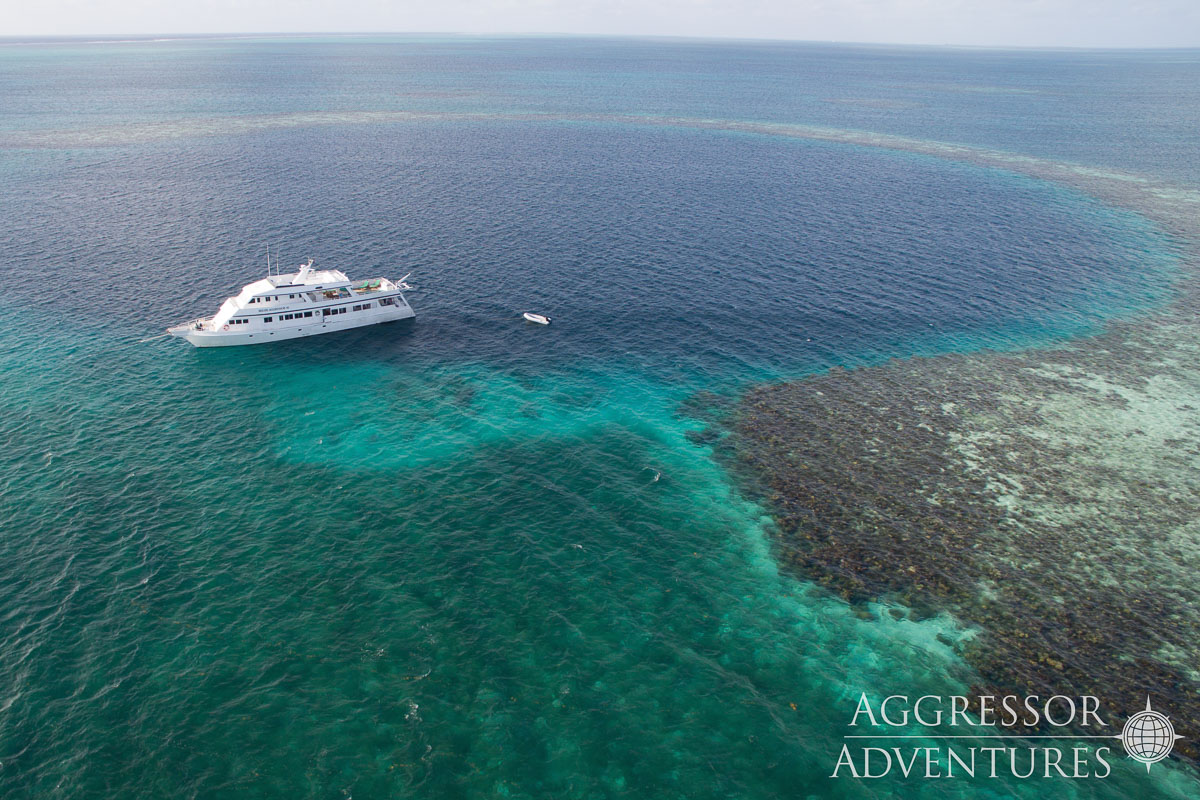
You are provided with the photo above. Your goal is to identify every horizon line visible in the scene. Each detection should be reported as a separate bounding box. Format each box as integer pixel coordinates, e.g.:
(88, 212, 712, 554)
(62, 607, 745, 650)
(2, 32, 1199, 52)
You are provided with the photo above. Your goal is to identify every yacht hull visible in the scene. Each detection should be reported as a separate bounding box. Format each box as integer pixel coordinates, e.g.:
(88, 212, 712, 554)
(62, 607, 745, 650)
(172, 304, 414, 347)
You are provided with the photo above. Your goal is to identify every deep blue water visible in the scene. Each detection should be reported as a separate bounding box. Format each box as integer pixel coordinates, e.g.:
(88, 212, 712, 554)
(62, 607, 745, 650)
(0, 36, 1197, 799)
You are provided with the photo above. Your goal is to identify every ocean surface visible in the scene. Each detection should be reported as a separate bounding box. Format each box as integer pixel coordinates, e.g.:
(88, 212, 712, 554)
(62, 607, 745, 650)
(0, 36, 1198, 798)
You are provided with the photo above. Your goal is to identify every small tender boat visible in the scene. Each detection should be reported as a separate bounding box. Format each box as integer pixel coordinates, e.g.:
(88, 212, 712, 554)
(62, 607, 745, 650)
(167, 258, 415, 347)
(523, 312, 550, 325)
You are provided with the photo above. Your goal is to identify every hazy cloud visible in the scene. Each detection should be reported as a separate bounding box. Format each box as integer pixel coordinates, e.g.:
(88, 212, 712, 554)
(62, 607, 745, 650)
(3, 0, 1198, 47)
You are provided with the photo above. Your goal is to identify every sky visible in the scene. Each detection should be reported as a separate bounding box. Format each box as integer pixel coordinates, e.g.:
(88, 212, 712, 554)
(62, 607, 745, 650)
(3, 0, 1199, 48)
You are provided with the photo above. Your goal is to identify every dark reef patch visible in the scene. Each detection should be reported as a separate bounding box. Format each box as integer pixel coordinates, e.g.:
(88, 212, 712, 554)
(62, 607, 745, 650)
(724, 327, 1200, 764)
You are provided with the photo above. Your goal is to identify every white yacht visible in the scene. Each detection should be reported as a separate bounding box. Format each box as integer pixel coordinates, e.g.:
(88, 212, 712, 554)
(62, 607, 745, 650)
(168, 259, 415, 347)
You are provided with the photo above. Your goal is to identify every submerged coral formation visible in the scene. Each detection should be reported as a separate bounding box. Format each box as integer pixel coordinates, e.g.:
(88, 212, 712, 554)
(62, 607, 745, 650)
(731, 336, 1200, 760)
(723, 188, 1200, 766)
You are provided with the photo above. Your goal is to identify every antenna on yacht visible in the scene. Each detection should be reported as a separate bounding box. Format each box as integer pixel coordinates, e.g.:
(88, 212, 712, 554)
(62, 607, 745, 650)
(266, 244, 271, 275)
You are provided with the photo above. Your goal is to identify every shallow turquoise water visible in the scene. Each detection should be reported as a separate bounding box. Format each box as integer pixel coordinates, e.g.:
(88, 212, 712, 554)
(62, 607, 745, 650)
(1, 37, 1198, 798)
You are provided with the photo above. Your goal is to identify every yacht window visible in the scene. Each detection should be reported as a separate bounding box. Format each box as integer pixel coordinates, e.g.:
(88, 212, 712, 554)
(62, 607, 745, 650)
(304, 311, 313, 317)
(264, 317, 273, 323)
(363, 302, 372, 309)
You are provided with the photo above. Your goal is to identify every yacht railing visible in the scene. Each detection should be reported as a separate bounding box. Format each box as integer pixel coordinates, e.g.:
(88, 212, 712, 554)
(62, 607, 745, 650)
(168, 316, 213, 333)
(352, 274, 412, 294)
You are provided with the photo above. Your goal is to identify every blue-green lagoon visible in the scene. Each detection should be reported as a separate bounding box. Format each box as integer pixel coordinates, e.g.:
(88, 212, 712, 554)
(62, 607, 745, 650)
(1, 36, 1199, 798)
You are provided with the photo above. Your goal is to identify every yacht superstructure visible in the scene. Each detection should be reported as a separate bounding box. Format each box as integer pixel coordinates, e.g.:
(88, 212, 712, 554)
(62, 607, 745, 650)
(168, 259, 415, 347)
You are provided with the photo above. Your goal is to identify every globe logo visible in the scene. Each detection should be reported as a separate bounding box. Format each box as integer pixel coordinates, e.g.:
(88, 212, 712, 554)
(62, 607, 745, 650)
(1117, 697, 1183, 772)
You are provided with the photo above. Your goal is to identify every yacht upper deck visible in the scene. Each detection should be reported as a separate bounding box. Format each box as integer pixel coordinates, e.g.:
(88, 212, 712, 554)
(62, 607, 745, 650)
(236, 261, 348, 302)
